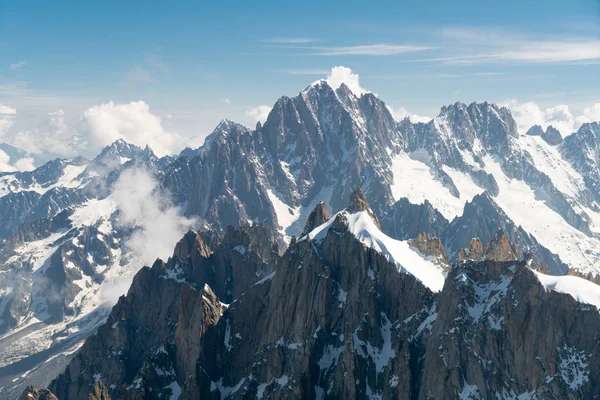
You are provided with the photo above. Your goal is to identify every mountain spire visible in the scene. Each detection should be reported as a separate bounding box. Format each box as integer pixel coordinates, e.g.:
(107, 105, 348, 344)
(347, 187, 381, 229)
(483, 230, 520, 262)
(303, 201, 330, 235)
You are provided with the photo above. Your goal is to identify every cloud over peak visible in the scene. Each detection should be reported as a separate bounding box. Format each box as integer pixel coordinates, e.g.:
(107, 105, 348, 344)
(505, 100, 600, 136)
(81, 101, 182, 157)
(245, 105, 272, 123)
(325, 66, 369, 96)
(387, 106, 432, 124)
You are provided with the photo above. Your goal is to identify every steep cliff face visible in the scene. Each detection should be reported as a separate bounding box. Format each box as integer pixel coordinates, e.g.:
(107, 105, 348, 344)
(381, 198, 449, 241)
(408, 232, 448, 264)
(194, 208, 436, 399)
(47, 223, 277, 400)
(37, 194, 600, 400)
(420, 260, 600, 399)
(302, 201, 330, 235)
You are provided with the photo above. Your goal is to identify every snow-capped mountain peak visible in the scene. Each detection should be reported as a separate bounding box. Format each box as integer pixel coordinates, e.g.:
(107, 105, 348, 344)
(303, 190, 446, 292)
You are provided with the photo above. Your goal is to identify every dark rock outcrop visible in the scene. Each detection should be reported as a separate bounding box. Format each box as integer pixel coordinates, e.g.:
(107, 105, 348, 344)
(302, 201, 329, 234)
(483, 230, 520, 261)
(347, 187, 381, 229)
(420, 259, 600, 399)
(18, 387, 59, 400)
(380, 198, 449, 241)
(458, 237, 484, 262)
(443, 192, 567, 274)
(526, 124, 544, 136)
(87, 382, 111, 400)
(408, 232, 448, 264)
(542, 125, 563, 145)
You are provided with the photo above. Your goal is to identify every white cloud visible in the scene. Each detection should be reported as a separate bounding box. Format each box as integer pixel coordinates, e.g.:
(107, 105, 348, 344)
(504, 100, 600, 136)
(497, 40, 600, 63)
(221, 98, 231, 104)
(387, 106, 432, 124)
(13, 157, 36, 171)
(11, 109, 78, 157)
(0, 149, 16, 172)
(0, 103, 17, 138)
(100, 166, 197, 304)
(325, 66, 369, 96)
(9, 61, 28, 70)
(582, 103, 600, 122)
(2, 101, 190, 161)
(418, 28, 600, 64)
(80, 101, 182, 157)
(0, 149, 36, 172)
(245, 105, 272, 123)
(0, 104, 17, 116)
(112, 167, 197, 263)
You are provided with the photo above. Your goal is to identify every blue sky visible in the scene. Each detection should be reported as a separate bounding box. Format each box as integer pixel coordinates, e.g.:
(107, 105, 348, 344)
(0, 0, 599, 162)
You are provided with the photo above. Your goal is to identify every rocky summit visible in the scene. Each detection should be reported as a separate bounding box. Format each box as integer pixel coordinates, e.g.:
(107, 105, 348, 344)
(1, 79, 600, 399)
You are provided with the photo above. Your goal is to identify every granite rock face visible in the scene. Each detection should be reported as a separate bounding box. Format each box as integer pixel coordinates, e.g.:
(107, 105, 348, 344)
(48, 222, 275, 400)
(35, 196, 600, 400)
(408, 232, 448, 264)
(458, 238, 484, 262)
(542, 125, 564, 145)
(483, 230, 520, 261)
(380, 198, 448, 241)
(18, 387, 59, 400)
(347, 187, 381, 229)
(302, 201, 330, 234)
(443, 192, 567, 275)
(420, 259, 600, 399)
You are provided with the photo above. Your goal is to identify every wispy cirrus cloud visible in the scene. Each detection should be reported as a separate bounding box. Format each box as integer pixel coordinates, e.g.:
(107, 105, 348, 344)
(410, 27, 600, 64)
(496, 39, 600, 63)
(308, 44, 432, 56)
(412, 41, 600, 64)
(370, 71, 510, 81)
(261, 37, 317, 44)
(9, 61, 28, 70)
(265, 43, 432, 56)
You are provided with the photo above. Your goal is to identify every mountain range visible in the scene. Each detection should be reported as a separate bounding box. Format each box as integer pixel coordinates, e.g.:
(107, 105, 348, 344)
(1, 79, 600, 399)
